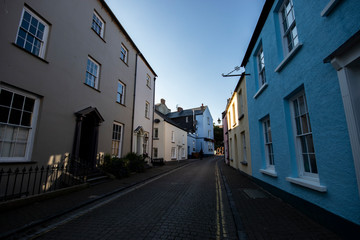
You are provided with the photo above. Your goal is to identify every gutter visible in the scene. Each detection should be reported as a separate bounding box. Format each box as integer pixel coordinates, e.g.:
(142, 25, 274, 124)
(130, 53, 139, 152)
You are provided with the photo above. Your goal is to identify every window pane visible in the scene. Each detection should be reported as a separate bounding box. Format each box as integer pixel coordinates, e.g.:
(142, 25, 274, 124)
(302, 154, 310, 172)
(0, 125, 5, 140)
(4, 126, 16, 141)
(9, 109, 22, 125)
(306, 135, 315, 153)
(1, 142, 12, 157)
(23, 11, 31, 21)
(17, 128, 29, 141)
(13, 143, 27, 157)
(300, 136, 308, 153)
(21, 112, 32, 126)
(21, 19, 30, 30)
(0, 90, 13, 107)
(301, 114, 309, 133)
(309, 154, 318, 173)
(24, 98, 35, 112)
(12, 94, 24, 109)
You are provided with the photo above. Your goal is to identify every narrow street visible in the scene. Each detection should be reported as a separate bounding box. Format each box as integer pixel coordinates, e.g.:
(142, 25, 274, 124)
(32, 157, 238, 239)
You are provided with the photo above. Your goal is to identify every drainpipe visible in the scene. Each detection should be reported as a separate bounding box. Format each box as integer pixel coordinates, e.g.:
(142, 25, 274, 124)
(130, 53, 139, 154)
(150, 76, 157, 162)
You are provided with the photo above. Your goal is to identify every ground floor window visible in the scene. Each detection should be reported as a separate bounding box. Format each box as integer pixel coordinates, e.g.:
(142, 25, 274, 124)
(153, 147, 158, 158)
(0, 87, 39, 162)
(111, 122, 123, 157)
(291, 91, 318, 179)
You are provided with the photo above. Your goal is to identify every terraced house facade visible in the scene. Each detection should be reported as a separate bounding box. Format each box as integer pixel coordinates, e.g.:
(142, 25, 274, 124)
(0, 0, 155, 171)
(239, 0, 360, 229)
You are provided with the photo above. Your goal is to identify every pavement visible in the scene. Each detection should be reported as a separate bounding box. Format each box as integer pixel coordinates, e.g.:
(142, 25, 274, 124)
(0, 156, 347, 239)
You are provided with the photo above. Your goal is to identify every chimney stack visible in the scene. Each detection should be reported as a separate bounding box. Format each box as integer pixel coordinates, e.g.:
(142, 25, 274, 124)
(200, 103, 205, 111)
(177, 107, 183, 112)
(161, 98, 165, 104)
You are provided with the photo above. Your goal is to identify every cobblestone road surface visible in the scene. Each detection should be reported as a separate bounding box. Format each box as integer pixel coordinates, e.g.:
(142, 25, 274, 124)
(34, 157, 237, 240)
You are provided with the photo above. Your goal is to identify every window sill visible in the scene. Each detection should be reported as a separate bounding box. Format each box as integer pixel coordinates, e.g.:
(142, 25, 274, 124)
(12, 43, 49, 64)
(91, 28, 106, 43)
(286, 177, 327, 192)
(275, 43, 303, 72)
(260, 168, 278, 177)
(321, 0, 341, 17)
(238, 113, 244, 121)
(240, 161, 248, 166)
(253, 82, 268, 99)
(0, 161, 37, 165)
(84, 83, 101, 92)
(120, 58, 128, 66)
(116, 101, 126, 107)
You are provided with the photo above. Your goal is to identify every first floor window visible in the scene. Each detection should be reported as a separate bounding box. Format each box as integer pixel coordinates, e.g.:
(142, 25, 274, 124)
(153, 148, 158, 158)
(85, 57, 100, 89)
(146, 74, 151, 88)
(92, 11, 105, 38)
(257, 46, 266, 86)
(120, 44, 128, 63)
(280, 0, 299, 53)
(154, 128, 158, 138)
(15, 7, 49, 58)
(263, 117, 274, 169)
(0, 87, 39, 161)
(171, 147, 176, 159)
(117, 81, 125, 104)
(291, 91, 318, 178)
(171, 131, 175, 142)
(111, 122, 123, 157)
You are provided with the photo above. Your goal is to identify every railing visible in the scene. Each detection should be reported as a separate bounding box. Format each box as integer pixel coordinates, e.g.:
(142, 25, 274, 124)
(0, 155, 103, 202)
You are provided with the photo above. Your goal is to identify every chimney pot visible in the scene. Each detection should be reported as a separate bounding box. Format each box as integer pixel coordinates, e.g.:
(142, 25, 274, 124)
(161, 98, 165, 104)
(177, 107, 183, 112)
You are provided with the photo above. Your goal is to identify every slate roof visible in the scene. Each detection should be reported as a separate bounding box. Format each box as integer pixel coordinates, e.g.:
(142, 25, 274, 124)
(154, 110, 188, 132)
(167, 106, 207, 118)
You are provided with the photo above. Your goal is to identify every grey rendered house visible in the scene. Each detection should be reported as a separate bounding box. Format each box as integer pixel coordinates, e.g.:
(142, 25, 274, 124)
(0, 0, 154, 170)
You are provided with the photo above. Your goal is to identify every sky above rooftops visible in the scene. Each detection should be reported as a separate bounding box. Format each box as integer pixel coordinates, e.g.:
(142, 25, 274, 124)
(105, 0, 265, 124)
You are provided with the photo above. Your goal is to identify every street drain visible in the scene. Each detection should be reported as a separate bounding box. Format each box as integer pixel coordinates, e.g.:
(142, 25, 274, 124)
(242, 188, 267, 199)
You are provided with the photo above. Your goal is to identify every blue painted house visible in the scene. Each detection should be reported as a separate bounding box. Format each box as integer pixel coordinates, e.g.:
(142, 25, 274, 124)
(241, 0, 360, 232)
(167, 104, 214, 157)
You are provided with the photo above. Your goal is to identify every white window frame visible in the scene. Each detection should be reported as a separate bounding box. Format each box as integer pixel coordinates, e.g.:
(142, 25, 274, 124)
(91, 11, 105, 38)
(111, 122, 124, 157)
(15, 7, 49, 59)
(186, 116, 189, 123)
(207, 117, 210, 125)
(171, 131, 175, 143)
(85, 56, 100, 89)
(145, 101, 150, 119)
(279, 0, 299, 55)
(117, 81, 125, 104)
(0, 87, 40, 162)
(263, 117, 275, 170)
(257, 46, 266, 87)
(290, 91, 319, 181)
(171, 147, 176, 159)
(120, 44, 128, 63)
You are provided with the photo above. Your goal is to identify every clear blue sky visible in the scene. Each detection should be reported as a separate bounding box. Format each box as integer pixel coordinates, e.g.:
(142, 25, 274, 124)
(106, 0, 265, 124)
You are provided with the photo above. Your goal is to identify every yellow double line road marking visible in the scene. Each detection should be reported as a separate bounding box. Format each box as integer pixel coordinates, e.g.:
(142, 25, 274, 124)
(215, 163, 228, 239)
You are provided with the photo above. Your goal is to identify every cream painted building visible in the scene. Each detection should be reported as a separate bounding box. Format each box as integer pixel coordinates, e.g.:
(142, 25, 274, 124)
(0, 0, 155, 168)
(153, 102, 187, 162)
(226, 74, 252, 175)
(132, 54, 157, 160)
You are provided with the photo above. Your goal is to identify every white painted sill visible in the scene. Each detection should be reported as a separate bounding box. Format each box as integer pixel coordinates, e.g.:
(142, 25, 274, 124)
(253, 82, 268, 99)
(275, 43, 303, 73)
(286, 177, 327, 192)
(260, 168, 278, 177)
(321, 0, 341, 17)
